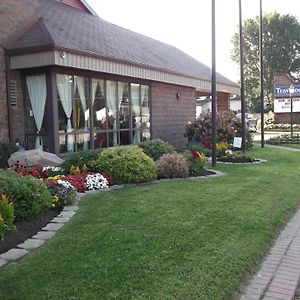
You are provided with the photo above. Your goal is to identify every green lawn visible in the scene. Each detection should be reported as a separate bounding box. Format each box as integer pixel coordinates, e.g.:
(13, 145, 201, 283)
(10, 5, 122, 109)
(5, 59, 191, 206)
(1, 147, 300, 299)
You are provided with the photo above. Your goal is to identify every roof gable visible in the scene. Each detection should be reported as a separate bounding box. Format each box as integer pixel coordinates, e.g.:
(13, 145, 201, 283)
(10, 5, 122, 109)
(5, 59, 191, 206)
(6, 0, 237, 89)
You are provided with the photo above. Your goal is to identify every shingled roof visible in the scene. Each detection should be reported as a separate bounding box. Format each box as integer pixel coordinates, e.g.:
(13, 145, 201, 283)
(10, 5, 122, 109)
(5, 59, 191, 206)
(6, 0, 237, 88)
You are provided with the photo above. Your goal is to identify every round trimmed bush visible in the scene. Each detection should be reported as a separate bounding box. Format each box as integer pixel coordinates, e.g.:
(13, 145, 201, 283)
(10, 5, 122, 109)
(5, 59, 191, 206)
(0, 170, 52, 221)
(156, 153, 189, 179)
(92, 145, 157, 184)
(138, 139, 175, 161)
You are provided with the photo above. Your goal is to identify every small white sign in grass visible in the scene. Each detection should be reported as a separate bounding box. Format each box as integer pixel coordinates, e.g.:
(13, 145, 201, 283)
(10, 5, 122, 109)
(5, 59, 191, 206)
(233, 137, 242, 148)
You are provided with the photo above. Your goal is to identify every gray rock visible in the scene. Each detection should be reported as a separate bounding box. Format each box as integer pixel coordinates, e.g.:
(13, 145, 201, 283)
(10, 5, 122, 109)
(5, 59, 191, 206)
(32, 231, 56, 240)
(8, 149, 64, 167)
(0, 248, 29, 261)
(63, 205, 79, 211)
(42, 223, 64, 231)
(18, 239, 45, 250)
(58, 211, 76, 218)
(51, 217, 70, 223)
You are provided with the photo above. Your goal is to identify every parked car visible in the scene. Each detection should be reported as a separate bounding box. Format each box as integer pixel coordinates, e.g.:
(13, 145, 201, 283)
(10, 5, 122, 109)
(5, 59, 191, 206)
(235, 113, 257, 132)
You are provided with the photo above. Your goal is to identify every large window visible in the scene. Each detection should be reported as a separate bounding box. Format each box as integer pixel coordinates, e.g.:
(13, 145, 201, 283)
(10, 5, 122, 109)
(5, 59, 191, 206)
(57, 73, 150, 153)
(57, 74, 90, 152)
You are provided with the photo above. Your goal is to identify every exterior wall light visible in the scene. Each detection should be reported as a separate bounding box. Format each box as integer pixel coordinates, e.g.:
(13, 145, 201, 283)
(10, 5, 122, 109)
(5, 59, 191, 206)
(176, 93, 180, 99)
(60, 51, 66, 59)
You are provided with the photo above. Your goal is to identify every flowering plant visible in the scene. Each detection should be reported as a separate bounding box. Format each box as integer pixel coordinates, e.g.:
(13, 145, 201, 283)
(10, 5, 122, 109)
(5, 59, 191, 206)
(0, 194, 16, 239)
(10, 161, 49, 178)
(85, 173, 109, 190)
(183, 150, 206, 176)
(48, 185, 77, 209)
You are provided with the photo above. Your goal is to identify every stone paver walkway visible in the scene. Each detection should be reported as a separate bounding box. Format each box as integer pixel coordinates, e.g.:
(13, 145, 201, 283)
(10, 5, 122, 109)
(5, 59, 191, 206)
(240, 206, 300, 300)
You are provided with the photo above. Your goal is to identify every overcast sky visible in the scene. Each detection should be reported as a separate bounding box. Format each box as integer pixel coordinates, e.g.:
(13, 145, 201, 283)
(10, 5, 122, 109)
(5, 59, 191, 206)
(86, 0, 300, 82)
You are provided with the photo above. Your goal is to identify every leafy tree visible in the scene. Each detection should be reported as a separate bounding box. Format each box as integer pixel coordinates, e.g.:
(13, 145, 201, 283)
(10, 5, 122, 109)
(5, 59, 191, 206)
(231, 13, 300, 112)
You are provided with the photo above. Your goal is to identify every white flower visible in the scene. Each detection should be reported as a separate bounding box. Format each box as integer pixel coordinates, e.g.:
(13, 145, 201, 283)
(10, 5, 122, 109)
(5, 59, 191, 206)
(57, 179, 75, 190)
(85, 173, 109, 190)
(225, 149, 233, 155)
(43, 166, 64, 172)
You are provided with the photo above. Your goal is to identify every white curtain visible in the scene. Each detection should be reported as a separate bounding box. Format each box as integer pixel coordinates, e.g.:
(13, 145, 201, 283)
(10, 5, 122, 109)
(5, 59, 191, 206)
(131, 84, 141, 144)
(75, 76, 88, 149)
(106, 81, 118, 145)
(26, 74, 47, 150)
(57, 74, 74, 152)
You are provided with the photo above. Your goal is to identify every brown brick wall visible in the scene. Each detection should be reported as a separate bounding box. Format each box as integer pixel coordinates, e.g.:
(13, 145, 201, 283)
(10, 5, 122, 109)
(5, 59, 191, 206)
(0, 0, 38, 142)
(217, 92, 230, 111)
(274, 112, 300, 124)
(151, 82, 195, 149)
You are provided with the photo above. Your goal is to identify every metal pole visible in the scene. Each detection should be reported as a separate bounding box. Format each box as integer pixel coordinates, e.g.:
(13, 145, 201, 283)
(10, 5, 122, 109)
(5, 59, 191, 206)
(259, 0, 264, 148)
(239, 0, 246, 152)
(291, 93, 293, 138)
(211, 0, 217, 167)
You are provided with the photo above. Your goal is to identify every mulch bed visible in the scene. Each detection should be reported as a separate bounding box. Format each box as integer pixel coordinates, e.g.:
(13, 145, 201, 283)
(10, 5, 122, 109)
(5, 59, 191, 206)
(0, 208, 61, 254)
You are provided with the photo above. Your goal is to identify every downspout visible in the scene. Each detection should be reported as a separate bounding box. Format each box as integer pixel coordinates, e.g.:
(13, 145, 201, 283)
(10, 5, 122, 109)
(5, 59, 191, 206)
(5, 52, 13, 142)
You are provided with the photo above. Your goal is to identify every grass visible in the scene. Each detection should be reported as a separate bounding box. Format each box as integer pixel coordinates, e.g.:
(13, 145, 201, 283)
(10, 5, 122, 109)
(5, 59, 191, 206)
(1, 146, 300, 299)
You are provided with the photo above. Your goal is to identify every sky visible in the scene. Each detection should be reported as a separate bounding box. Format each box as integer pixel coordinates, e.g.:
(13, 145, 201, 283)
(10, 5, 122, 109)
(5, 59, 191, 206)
(86, 0, 300, 82)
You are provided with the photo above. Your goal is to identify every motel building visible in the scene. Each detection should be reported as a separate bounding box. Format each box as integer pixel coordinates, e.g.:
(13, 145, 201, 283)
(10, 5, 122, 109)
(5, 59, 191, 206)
(0, 0, 239, 154)
(274, 74, 300, 124)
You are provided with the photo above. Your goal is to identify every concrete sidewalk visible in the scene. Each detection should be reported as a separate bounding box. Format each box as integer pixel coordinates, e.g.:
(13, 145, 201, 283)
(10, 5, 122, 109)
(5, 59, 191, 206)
(239, 206, 300, 300)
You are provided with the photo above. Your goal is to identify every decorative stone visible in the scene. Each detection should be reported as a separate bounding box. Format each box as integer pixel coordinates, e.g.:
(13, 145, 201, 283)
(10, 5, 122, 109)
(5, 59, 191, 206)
(0, 258, 8, 268)
(58, 211, 76, 218)
(42, 223, 64, 231)
(18, 239, 45, 250)
(0, 248, 29, 261)
(63, 205, 79, 211)
(51, 217, 70, 223)
(8, 149, 64, 167)
(32, 231, 56, 240)
(109, 185, 124, 191)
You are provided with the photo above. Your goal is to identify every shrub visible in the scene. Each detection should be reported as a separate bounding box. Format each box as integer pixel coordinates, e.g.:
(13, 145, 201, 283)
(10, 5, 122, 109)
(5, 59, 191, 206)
(0, 194, 16, 239)
(183, 149, 206, 176)
(0, 142, 18, 169)
(156, 153, 189, 179)
(91, 145, 157, 184)
(60, 149, 101, 174)
(185, 112, 252, 149)
(0, 170, 52, 221)
(138, 139, 175, 161)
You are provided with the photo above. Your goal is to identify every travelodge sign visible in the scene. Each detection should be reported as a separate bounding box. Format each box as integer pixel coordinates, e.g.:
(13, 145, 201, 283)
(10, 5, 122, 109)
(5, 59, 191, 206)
(274, 85, 300, 97)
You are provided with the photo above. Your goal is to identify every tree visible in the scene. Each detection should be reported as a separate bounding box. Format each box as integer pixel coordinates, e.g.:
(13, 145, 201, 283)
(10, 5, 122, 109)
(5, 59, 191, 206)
(231, 13, 300, 112)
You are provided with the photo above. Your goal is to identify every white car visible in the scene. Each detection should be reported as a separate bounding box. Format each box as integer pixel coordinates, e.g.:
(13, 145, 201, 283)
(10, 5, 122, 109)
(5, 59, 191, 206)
(236, 113, 257, 133)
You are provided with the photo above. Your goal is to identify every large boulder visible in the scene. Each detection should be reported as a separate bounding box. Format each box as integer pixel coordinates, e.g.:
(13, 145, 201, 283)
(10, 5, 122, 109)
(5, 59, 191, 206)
(8, 149, 64, 167)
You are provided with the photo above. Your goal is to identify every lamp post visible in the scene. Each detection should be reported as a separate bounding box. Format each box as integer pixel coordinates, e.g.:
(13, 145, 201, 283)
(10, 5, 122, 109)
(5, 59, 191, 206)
(259, 0, 264, 148)
(239, 0, 246, 152)
(290, 85, 295, 137)
(211, 0, 217, 167)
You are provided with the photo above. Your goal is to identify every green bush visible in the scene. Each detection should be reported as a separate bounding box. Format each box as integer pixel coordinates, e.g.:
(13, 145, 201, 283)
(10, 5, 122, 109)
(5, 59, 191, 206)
(0, 142, 18, 169)
(60, 149, 101, 174)
(0, 170, 52, 221)
(0, 194, 16, 239)
(138, 139, 175, 161)
(91, 145, 157, 184)
(156, 153, 189, 179)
